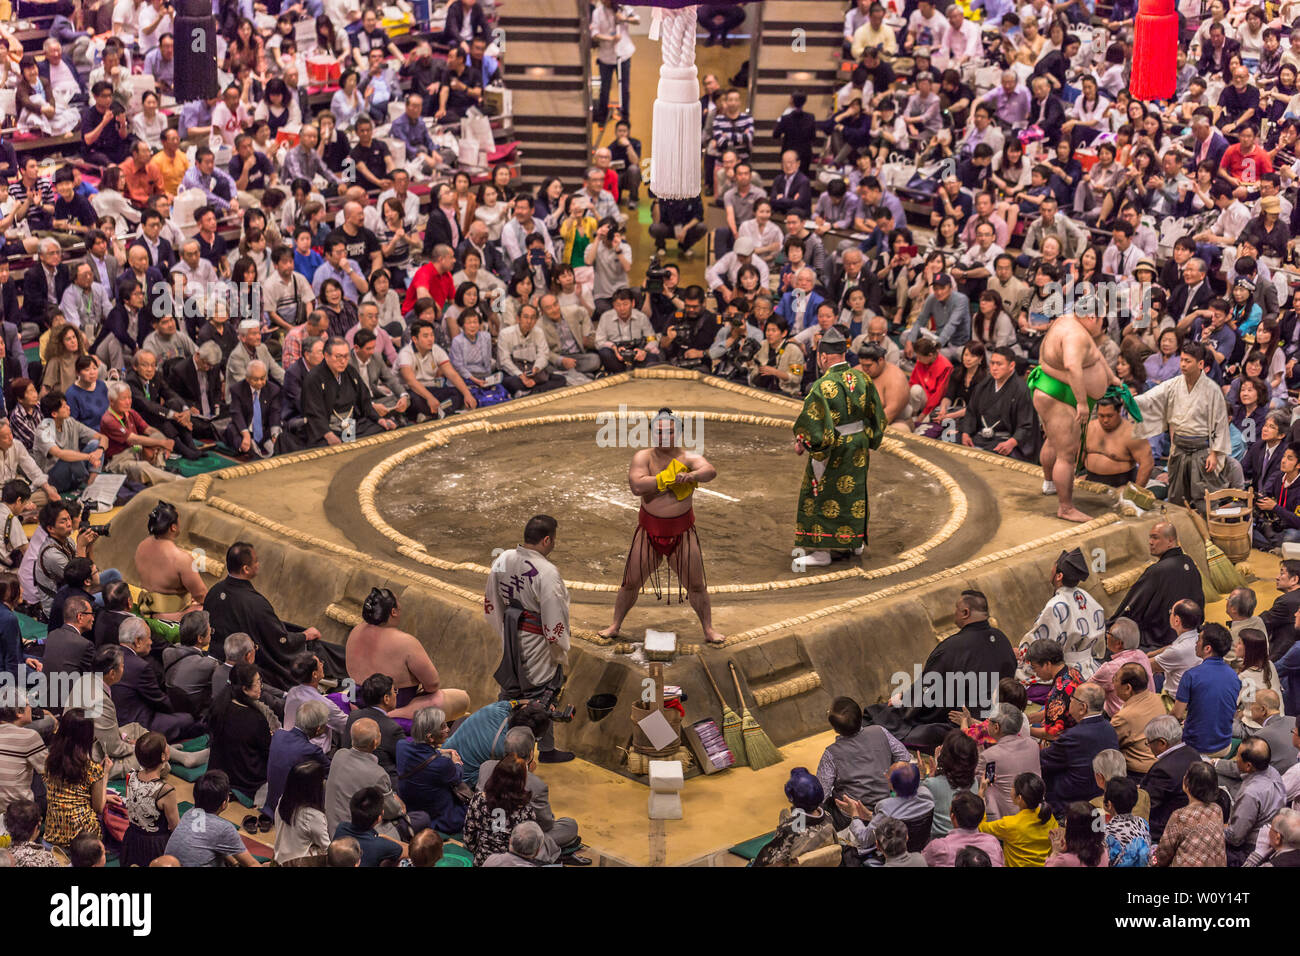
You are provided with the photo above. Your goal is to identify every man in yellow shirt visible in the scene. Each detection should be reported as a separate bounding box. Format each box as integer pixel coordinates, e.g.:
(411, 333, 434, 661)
(148, 127, 190, 198)
(850, 4, 899, 59)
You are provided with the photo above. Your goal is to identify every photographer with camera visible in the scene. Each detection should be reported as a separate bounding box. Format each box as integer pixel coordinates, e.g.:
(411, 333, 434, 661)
(749, 314, 805, 397)
(485, 515, 575, 764)
(584, 217, 633, 316)
(595, 289, 659, 374)
(661, 285, 719, 371)
(508, 233, 554, 302)
(33, 499, 121, 618)
(711, 300, 765, 383)
(644, 260, 684, 334)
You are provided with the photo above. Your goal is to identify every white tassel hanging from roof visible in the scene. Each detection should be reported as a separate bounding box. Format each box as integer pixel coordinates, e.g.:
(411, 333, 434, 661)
(649, 5, 702, 200)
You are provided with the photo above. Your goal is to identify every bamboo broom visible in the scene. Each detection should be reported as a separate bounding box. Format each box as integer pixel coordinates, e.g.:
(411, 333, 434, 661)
(730, 662, 781, 770)
(701, 657, 745, 767)
(1186, 506, 1246, 596)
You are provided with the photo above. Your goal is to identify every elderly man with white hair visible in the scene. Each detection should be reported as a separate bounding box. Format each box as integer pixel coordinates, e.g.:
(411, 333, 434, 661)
(1262, 807, 1300, 866)
(1086, 617, 1153, 717)
(975, 702, 1042, 819)
(1143, 714, 1201, 841)
(225, 320, 285, 399)
(263, 698, 331, 820)
(1087, 748, 1151, 819)
(483, 820, 548, 867)
(100, 380, 181, 485)
(114, 616, 207, 742)
(41, 35, 88, 103)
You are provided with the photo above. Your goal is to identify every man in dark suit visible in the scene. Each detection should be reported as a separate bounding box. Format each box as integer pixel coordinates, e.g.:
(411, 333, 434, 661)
(1196, 24, 1241, 81)
(92, 580, 134, 648)
(126, 349, 203, 460)
(301, 338, 396, 448)
(112, 616, 205, 742)
(456, 223, 506, 278)
(22, 239, 72, 332)
(38, 36, 86, 105)
(508, 235, 555, 300)
(280, 339, 325, 434)
(1185, 110, 1230, 171)
(439, 0, 489, 49)
(203, 541, 341, 689)
(117, 245, 169, 329)
(865, 591, 1017, 750)
(164, 345, 226, 439)
(774, 94, 817, 174)
(1142, 714, 1203, 840)
(128, 210, 176, 272)
(1026, 76, 1066, 145)
(344, 674, 406, 784)
(1168, 256, 1215, 332)
(93, 276, 152, 362)
(1263, 559, 1300, 662)
(1039, 684, 1119, 818)
(1245, 411, 1289, 499)
(1109, 521, 1204, 650)
(224, 362, 294, 457)
(769, 150, 813, 219)
(421, 195, 460, 257)
(40, 593, 95, 690)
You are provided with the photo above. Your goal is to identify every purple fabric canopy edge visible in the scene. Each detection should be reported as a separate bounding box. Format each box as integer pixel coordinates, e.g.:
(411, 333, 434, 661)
(643, 0, 759, 8)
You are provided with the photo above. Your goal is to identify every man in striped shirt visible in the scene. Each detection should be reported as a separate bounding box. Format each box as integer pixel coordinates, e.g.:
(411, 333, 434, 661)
(0, 699, 49, 824)
(711, 88, 754, 162)
(8, 158, 55, 234)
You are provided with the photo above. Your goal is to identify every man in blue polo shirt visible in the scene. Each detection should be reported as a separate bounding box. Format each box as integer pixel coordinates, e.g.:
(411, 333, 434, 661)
(332, 786, 405, 867)
(1174, 622, 1241, 757)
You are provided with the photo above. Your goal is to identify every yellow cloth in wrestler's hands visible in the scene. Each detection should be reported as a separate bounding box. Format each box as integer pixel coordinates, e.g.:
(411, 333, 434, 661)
(655, 458, 696, 500)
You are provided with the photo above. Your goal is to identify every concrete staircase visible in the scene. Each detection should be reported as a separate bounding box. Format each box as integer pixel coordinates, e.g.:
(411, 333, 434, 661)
(497, 0, 592, 191)
(749, 0, 846, 186)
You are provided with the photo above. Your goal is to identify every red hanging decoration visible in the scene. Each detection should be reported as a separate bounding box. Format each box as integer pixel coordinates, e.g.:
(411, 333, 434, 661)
(1129, 0, 1179, 101)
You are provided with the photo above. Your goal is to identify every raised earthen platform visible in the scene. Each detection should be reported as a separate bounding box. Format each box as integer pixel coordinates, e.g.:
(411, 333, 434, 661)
(98, 369, 1208, 776)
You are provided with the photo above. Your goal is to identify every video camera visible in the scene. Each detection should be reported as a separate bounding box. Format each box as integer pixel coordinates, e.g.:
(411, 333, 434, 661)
(79, 500, 111, 538)
(643, 253, 670, 295)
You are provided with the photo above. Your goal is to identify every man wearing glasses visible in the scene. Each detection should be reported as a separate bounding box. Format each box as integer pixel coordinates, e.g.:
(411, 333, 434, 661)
(1082, 617, 1154, 718)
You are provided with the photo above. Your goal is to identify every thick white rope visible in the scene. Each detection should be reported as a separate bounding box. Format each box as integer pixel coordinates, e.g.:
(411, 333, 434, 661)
(650, 6, 702, 199)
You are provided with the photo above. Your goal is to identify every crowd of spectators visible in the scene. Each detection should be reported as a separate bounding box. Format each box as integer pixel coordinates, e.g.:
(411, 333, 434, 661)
(753, 543, 1300, 867)
(7, 0, 1300, 869)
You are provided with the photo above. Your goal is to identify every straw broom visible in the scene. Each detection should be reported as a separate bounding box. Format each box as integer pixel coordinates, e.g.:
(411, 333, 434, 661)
(1186, 507, 1246, 595)
(701, 657, 745, 767)
(730, 662, 781, 770)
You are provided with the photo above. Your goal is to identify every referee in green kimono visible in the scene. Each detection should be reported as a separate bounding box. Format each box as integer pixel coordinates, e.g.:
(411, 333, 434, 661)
(792, 328, 886, 570)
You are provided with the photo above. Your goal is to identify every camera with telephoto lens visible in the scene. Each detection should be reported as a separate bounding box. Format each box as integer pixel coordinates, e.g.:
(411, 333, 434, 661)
(613, 338, 644, 365)
(537, 684, 575, 722)
(643, 253, 669, 295)
(79, 500, 111, 538)
(715, 332, 761, 379)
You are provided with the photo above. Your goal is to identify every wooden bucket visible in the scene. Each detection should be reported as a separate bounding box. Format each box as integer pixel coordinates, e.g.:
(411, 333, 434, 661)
(629, 661, 682, 756)
(1205, 489, 1254, 563)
